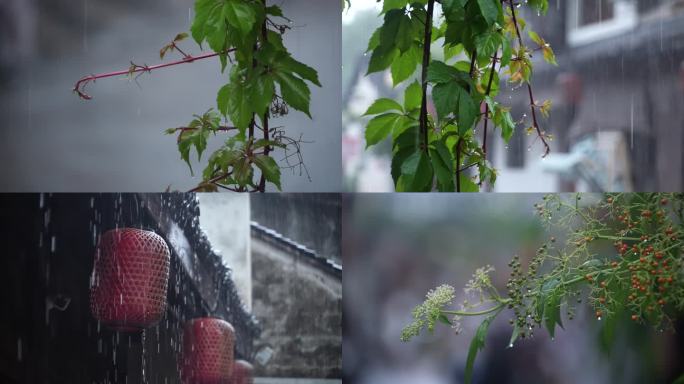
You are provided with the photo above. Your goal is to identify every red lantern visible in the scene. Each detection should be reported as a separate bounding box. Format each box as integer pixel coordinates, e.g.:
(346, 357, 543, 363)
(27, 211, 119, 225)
(231, 360, 254, 384)
(90, 228, 170, 332)
(180, 318, 235, 384)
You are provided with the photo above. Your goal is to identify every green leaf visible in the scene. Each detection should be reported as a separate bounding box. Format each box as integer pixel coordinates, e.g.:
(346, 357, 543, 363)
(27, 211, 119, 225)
(474, 30, 502, 60)
(249, 73, 275, 119)
(404, 80, 422, 111)
(438, 314, 453, 325)
(528, 0, 549, 14)
(459, 173, 480, 192)
(432, 82, 477, 133)
(400, 150, 433, 191)
(274, 71, 312, 117)
(232, 158, 253, 187)
(476, 0, 500, 26)
(276, 55, 322, 86)
(265, 5, 284, 17)
(253, 155, 282, 190)
(536, 278, 564, 339)
(367, 45, 400, 74)
(391, 45, 420, 85)
(381, 10, 414, 54)
(203, 147, 242, 180)
(217, 81, 253, 131)
(465, 314, 496, 384)
(444, 43, 464, 61)
(493, 105, 515, 142)
(223, 0, 256, 35)
(430, 140, 455, 192)
(382, 0, 409, 13)
(528, 30, 543, 46)
(177, 124, 210, 175)
(427, 60, 459, 84)
(191, 0, 220, 45)
(365, 113, 408, 147)
(364, 98, 404, 116)
(500, 37, 512, 66)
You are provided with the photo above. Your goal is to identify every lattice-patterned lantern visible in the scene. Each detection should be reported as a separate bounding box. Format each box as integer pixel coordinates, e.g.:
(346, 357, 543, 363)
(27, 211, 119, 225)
(180, 318, 235, 384)
(231, 360, 254, 384)
(90, 228, 170, 332)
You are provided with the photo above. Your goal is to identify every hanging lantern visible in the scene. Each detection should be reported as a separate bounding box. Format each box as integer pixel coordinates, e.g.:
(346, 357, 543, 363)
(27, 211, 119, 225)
(90, 228, 170, 332)
(231, 360, 254, 384)
(180, 318, 235, 384)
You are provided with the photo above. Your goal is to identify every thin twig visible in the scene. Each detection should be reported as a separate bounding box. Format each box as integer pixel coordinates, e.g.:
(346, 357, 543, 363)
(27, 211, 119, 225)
(508, 0, 550, 157)
(73, 49, 235, 100)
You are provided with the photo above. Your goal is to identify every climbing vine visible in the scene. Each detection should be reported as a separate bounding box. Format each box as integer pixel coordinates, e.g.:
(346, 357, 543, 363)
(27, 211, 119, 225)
(74, 0, 320, 192)
(401, 193, 684, 383)
(363, 0, 556, 192)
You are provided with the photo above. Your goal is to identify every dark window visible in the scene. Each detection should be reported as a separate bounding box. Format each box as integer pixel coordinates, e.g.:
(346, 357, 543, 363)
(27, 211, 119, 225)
(579, 0, 615, 26)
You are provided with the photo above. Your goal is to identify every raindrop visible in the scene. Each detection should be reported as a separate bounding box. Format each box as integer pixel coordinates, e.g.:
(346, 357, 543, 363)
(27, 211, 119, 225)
(39, 194, 45, 209)
(597, 316, 602, 321)
(17, 339, 22, 362)
(51, 236, 57, 253)
(508, 342, 513, 348)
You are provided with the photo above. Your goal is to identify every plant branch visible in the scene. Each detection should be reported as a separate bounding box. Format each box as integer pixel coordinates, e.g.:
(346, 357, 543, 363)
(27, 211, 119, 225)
(482, 51, 499, 161)
(419, 0, 435, 153)
(258, 0, 270, 193)
(73, 49, 235, 100)
(507, 0, 550, 157)
(441, 300, 509, 317)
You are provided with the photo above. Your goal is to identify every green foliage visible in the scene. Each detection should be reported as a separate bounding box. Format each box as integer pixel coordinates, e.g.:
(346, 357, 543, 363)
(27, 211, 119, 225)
(172, 0, 320, 191)
(364, 0, 556, 192)
(464, 314, 497, 384)
(402, 193, 684, 383)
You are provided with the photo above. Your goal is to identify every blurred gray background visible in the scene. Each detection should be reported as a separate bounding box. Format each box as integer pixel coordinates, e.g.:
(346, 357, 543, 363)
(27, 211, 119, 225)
(0, 0, 341, 192)
(342, 193, 684, 384)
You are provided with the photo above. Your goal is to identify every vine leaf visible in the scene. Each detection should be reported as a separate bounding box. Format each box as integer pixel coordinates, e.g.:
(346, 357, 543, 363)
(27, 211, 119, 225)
(474, 30, 502, 60)
(365, 113, 409, 147)
(475, 0, 500, 26)
(217, 80, 252, 132)
(465, 314, 496, 384)
(391, 45, 421, 86)
(275, 71, 312, 117)
(400, 151, 433, 191)
(432, 82, 476, 135)
(253, 155, 282, 191)
(404, 80, 422, 111)
(537, 278, 564, 339)
(430, 140, 455, 192)
(222, 0, 257, 35)
(382, 0, 409, 13)
(364, 98, 404, 116)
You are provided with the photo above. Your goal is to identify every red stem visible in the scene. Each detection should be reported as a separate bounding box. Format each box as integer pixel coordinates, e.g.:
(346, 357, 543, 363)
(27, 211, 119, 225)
(508, 0, 550, 157)
(73, 49, 235, 100)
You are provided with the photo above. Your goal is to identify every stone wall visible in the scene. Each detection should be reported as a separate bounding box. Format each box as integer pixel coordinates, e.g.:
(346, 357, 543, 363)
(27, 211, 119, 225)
(251, 229, 342, 378)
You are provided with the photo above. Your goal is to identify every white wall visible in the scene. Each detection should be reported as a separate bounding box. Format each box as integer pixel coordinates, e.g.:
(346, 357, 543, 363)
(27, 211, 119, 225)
(198, 194, 251, 310)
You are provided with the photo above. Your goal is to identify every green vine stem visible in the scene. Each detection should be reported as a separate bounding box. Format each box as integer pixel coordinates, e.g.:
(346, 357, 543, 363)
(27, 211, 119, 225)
(363, 0, 557, 192)
(402, 193, 684, 383)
